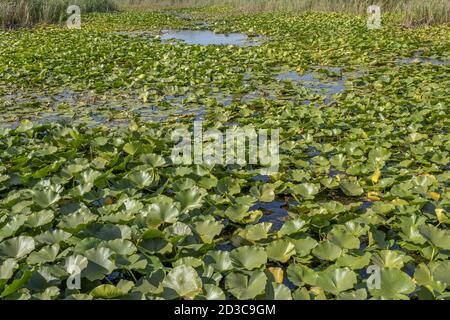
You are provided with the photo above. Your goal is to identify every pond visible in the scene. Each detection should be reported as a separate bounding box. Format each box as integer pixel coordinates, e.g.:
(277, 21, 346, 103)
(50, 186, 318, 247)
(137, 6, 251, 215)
(160, 30, 263, 46)
(398, 56, 450, 66)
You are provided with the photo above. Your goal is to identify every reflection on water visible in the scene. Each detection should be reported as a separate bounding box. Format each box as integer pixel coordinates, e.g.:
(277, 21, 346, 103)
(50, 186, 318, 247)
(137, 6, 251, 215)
(161, 30, 263, 46)
(276, 66, 347, 97)
(397, 55, 450, 66)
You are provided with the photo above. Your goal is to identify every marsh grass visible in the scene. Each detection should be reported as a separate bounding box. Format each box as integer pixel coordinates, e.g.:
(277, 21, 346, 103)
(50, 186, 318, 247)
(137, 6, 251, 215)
(115, 0, 450, 25)
(0, 0, 116, 28)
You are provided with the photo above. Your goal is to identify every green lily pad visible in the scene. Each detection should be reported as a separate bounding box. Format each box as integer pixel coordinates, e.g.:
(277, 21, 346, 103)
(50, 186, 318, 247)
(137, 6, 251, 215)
(0, 236, 35, 259)
(163, 265, 202, 299)
(231, 246, 267, 270)
(225, 271, 267, 299)
(266, 240, 296, 263)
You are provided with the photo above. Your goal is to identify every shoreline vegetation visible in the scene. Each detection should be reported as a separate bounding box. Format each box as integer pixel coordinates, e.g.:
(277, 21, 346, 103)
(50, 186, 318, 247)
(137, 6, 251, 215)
(1, 0, 449, 29)
(0, 0, 117, 28)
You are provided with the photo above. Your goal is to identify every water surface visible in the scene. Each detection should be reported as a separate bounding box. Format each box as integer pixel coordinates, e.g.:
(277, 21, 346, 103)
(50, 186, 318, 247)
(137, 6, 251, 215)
(161, 30, 263, 46)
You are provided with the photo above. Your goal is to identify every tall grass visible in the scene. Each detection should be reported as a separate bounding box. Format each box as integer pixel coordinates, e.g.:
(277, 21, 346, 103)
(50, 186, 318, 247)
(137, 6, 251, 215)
(115, 0, 450, 25)
(0, 0, 117, 28)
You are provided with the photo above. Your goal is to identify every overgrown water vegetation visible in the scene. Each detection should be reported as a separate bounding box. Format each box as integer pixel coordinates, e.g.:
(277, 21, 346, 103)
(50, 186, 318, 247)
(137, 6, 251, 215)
(0, 5, 449, 300)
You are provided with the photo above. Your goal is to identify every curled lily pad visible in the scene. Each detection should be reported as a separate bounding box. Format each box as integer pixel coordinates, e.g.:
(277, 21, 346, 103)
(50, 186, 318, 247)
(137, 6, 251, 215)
(316, 267, 357, 295)
(175, 187, 205, 212)
(369, 268, 416, 299)
(238, 222, 272, 242)
(204, 251, 233, 273)
(419, 224, 450, 250)
(163, 265, 202, 299)
(0, 236, 35, 259)
(266, 240, 296, 263)
(250, 185, 275, 202)
(312, 241, 342, 261)
(193, 218, 224, 244)
(339, 180, 364, 196)
(27, 244, 59, 265)
(142, 202, 181, 227)
(0, 259, 18, 280)
(83, 247, 116, 281)
(32, 190, 61, 208)
(291, 183, 320, 199)
(225, 271, 267, 300)
(231, 246, 267, 270)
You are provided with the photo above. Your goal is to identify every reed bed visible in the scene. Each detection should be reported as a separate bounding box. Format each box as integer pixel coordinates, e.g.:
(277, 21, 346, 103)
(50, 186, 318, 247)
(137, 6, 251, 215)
(0, 0, 116, 28)
(115, 0, 450, 25)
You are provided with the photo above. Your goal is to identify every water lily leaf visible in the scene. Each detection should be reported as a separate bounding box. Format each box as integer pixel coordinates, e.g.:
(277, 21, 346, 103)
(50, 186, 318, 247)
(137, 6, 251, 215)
(238, 222, 272, 241)
(140, 154, 166, 167)
(0, 236, 35, 259)
(328, 225, 360, 249)
(278, 218, 307, 236)
(0, 259, 18, 280)
(140, 238, 173, 255)
(172, 178, 196, 192)
(198, 284, 225, 300)
(123, 142, 142, 156)
(266, 282, 292, 300)
(289, 236, 318, 257)
(35, 229, 72, 245)
(58, 209, 97, 233)
(398, 215, 427, 244)
(26, 210, 54, 228)
(291, 183, 320, 199)
(414, 263, 447, 293)
(419, 224, 450, 250)
(204, 251, 233, 272)
(312, 241, 342, 261)
(163, 265, 202, 299)
(369, 268, 416, 299)
(267, 267, 284, 284)
(134, 269, 165, 295)
(372, 250, 409, 269)
(1, 269, 32, 298)
(286, 264, 318, 287)
(32, 286, 60, 300)
(224, 204, 252, 223)
(431, 261, 450, 286)
(316, 268, 357, 295)
(27, 244, 59, 265)
(216, 177, 241, 195)
(225, 271, 267, 299)
(336, 252, 371, 269)
(292, 287, 311, 300)
(32, 190, 60, 208)
(337, 289, 368, 300)
(102, 239, 136, 256)
(0, 215, 27, 241)
(339, 180, 363, 196)
(143, 202, 181, 227)
(266, 240, 296, 263)
(127, 170, 154, 188)
(65, 255, 88, 275)
(194, 218, 223, 244)
(175, 187, 205, 212)
(250, 185, 275, 202)
(231, 246, 267, 270)
(91, 284, 125, 299)
(83, 247, 116, 281)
